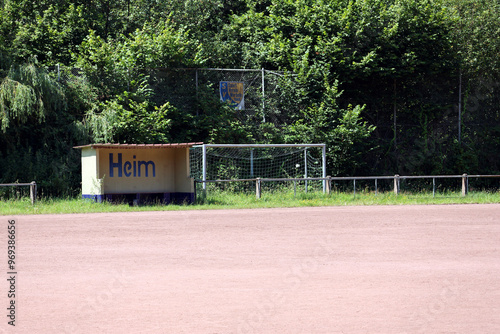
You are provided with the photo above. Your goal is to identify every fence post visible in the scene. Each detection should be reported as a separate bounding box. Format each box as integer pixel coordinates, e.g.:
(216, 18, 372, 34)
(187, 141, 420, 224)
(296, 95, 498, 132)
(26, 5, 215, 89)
(202, 144, 207, 192)
(30, 181, 37, 205)
(195, 69, 200, 116)
(462, 173, 468, 196)
(261, 68, 266, 122)
(325, 176, 331, 195)
(394, 174, 400, 195)
(322, 145, 327, 193)
(193, 180, 197, 203)
(256, 178, 261, 199)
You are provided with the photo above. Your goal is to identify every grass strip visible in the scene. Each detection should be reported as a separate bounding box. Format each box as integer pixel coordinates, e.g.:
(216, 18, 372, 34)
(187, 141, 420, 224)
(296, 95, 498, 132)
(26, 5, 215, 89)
(1, 190, 500, 215)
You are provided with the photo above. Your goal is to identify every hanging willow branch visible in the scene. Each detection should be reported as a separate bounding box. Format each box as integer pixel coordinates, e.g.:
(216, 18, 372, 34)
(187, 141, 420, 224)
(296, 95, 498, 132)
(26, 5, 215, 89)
(0, 62, 66, 131)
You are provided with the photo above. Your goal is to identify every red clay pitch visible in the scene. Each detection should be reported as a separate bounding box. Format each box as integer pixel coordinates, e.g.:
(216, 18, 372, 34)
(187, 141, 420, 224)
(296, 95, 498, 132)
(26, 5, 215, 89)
(2, 204, 500, 333)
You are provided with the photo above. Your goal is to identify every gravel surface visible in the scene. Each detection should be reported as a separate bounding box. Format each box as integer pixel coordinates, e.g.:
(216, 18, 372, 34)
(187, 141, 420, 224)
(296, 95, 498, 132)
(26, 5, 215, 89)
(2, 204, 499, 333)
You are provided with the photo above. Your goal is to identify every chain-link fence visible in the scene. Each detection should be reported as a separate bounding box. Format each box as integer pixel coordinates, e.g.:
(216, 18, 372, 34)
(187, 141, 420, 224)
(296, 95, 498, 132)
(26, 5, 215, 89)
(147, 67, 287, 125)
(46, 64, 500, 176)
(49, 66, 289, 126)
(48, 65, 83, 82)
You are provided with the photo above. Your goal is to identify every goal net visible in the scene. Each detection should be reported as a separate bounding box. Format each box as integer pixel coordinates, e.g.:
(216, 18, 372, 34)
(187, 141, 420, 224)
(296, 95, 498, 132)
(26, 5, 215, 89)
(190, 144, 326, 192)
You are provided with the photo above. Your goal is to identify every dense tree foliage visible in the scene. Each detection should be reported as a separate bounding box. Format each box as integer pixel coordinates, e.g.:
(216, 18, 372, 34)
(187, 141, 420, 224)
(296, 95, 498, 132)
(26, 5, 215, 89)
(0, 0, 499, 196)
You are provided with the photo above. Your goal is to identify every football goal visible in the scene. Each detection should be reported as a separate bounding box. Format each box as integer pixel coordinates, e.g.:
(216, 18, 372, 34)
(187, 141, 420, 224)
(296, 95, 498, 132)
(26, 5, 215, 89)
(190, 144, 327, 192)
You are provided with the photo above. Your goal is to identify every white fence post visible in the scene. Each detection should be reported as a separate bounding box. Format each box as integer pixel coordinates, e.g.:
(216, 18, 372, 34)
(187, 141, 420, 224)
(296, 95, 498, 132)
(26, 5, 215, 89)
(394, 174, 400, 195)
(462, 173, 468, 196)
(30, 181, 37, 205)
(326, 176, 331, 195)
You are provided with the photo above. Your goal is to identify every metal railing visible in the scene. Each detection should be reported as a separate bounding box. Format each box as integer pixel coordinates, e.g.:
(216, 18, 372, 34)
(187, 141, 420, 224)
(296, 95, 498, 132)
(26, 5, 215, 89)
(0, 182, 37, 204)
(196, 174, 500, 199)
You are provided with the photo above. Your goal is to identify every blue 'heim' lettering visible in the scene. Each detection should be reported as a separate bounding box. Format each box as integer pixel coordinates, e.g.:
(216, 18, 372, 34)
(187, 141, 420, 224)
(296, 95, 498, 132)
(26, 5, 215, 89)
(109, 153, 156, 177)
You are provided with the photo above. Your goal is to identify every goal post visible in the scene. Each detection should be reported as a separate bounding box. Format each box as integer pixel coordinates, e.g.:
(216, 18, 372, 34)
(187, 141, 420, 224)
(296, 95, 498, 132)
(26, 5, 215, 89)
(190, 143, 327, 193)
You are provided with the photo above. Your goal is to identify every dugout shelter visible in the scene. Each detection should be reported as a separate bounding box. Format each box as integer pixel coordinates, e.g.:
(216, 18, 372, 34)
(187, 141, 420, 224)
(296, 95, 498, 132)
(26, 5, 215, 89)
(74, 143, 202, 204)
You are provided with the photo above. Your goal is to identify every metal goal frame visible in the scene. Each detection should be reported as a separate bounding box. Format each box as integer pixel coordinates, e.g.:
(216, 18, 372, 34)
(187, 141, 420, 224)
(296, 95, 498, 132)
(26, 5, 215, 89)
(193, 143, 327, 193)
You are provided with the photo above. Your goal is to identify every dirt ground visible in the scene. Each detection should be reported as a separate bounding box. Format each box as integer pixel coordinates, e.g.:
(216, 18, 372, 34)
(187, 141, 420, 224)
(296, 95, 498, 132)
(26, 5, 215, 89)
(1, 204, 500, 333)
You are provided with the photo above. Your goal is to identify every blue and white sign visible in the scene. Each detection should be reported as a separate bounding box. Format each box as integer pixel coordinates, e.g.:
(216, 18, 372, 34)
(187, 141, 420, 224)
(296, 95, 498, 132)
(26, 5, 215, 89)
(220, 81, 245, 110)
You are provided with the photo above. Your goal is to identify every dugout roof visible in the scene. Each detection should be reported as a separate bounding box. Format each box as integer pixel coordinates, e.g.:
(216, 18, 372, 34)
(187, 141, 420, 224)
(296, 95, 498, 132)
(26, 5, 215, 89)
(74, 143, 203, 150)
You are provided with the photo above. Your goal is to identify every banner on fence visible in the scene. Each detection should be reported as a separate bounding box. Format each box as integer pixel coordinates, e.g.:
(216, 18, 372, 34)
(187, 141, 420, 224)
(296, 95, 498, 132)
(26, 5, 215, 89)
(220, 81, 245, 110)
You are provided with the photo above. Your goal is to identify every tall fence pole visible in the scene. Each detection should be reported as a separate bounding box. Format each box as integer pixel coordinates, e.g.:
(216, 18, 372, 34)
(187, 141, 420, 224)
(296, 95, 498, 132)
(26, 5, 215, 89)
(261, 68, 265, 122)
(195, 69, 199, 116)
(322, 145, 327, 193)
(458, 70, 462, 145)
(250, 148, 254, 177)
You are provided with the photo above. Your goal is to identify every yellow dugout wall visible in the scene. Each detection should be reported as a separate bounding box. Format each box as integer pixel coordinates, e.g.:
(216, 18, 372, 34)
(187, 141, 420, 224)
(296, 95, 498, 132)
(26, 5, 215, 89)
(75, 143, 201, 204)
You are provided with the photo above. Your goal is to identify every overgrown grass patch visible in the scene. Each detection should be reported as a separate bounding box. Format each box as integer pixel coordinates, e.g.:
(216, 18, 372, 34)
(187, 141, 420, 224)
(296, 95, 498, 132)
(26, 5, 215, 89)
(1, 190, 500, 215)
(200, 189, 500, 207)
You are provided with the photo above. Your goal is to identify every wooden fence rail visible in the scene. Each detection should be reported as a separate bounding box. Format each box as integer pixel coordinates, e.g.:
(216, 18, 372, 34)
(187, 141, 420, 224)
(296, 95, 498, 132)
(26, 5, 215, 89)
(0, 182, 37, 204)
(196, 174, 500, 199)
